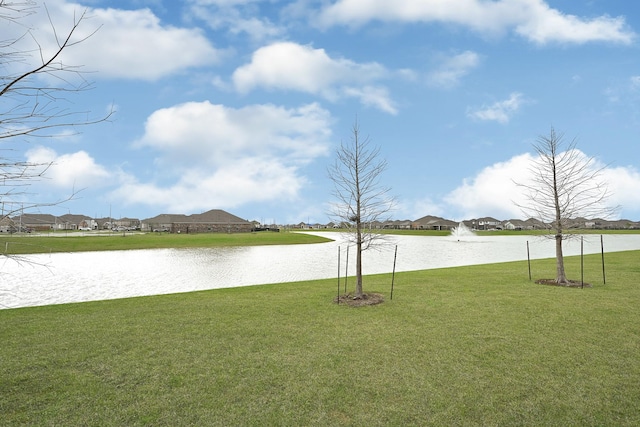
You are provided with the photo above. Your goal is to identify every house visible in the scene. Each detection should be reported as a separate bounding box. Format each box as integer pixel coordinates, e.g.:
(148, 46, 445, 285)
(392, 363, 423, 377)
(412, 215, 458, 230)
(0, 216, 16, 232)
(382, 219, 412, 230)
(469, 217, 502, 230)
(58, 214, 87, 230)
(503, 219, 528, 230)
(11, 213, 57, 231)
(142, 209, 253, 233)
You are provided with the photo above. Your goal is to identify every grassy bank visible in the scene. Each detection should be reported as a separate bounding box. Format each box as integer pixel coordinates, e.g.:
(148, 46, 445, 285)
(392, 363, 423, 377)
(2, 251, 640, 425)
(4, 229, 637, 254)
(375, 228, 640, 237)
(0, 231, 331, 254)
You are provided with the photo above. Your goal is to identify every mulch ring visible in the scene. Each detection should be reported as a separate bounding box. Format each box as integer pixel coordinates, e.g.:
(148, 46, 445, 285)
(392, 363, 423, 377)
(535, 279, 592, 288)
(334, 292, 385, 307)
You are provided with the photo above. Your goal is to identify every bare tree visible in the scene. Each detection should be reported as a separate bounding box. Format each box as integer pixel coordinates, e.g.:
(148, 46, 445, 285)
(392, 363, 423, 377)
(1, 1, 111, 224)
(328, 120, 395, 299)
(515, 127, 618, 284)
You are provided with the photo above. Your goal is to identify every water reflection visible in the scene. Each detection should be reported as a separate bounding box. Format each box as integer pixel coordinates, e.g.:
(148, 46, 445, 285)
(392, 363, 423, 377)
(2, 232, 640, 309)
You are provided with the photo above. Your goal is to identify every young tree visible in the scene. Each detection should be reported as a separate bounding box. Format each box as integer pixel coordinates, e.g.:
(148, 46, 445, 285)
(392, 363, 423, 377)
(515, 127, 617, 284)
(1, 1, 111, 222)
(328, 120, 395, 299)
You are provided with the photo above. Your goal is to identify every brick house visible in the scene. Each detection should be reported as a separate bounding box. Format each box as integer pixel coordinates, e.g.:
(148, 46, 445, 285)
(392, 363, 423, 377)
(142, 209, 253, 233)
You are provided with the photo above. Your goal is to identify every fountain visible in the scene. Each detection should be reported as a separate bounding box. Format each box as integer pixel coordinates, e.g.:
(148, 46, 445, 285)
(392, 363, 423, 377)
(450, 222, 476, 241)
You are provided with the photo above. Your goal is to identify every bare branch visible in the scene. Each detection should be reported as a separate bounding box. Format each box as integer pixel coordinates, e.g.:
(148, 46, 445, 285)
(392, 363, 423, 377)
(328, 119, 396, 298)
(1, 2, 112, 140)
(0, 1, 108, 253)
(514, 126, 619, 284)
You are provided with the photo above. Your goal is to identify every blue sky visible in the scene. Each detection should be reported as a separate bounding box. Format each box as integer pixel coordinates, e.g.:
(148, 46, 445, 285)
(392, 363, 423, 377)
(5, 0, 640, 224)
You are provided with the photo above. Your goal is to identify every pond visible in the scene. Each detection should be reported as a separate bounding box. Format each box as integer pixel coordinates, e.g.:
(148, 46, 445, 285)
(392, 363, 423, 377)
(2, 232, 640, 309)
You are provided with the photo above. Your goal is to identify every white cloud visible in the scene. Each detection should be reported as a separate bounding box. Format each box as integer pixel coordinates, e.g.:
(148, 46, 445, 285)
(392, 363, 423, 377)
(317, 0, 634, 45)
(15, 1, 220, 81)
(427, 51, 481, 88)
(25, 146, 111, 189)
(467, 93, 525, 123)
(396, 197, 446, 222)
(631, 76, 640, 90)
(515, 1, 633, 45)
(602, 165, 640, 217)
(113, 157, 304, 213)
(188, 1, 285, 41)
(136, 101, 331, 163)
(444, 152, 640, 220)
(232, 42, 398, 114)
(444, 153, 532, 220)
(119, 101, 333, 212)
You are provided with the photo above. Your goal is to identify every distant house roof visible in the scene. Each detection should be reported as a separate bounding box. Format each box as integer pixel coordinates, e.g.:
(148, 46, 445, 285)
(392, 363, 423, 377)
(0, 216, 15, 227)
(413, 215, 458, 229)
(190, 209, 248, 224)
(12, 213, 57, 226)
(58, 214, 92, 224)
(144, 209, 249, 225)
(143, 213, 186, 224)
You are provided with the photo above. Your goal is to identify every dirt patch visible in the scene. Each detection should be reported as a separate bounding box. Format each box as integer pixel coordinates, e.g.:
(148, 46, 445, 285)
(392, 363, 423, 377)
(535, 279, 592, 288)
(334, 292, 385, 307)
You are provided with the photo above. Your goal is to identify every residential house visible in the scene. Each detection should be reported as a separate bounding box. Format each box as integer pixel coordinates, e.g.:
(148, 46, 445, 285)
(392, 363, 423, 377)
(58, 214, 93, 231)
(143, 209, 253, 233)
(503, 219, 529, 230)
(469, 217, 502, 230)
(0, 216, 16, 232)
(11, 213, 57, 231)
(382, 219, 412, 230)
(412, 215, 458, 230)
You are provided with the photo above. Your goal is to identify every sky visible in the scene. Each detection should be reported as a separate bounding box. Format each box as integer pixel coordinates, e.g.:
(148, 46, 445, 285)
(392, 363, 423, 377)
(4, 0, 640, 224)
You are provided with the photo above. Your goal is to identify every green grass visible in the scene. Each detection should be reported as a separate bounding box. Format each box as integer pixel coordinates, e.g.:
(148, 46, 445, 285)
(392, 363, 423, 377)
(319, 228, 640, 237)
(3, 229, 638, 254)
(2, 250, 640, 425)
(0, 231, 331, 254)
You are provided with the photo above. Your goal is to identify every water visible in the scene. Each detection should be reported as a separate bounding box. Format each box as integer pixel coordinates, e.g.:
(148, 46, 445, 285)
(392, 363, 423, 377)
(2, 232, 640, 309)
(450, 222, 476, 240)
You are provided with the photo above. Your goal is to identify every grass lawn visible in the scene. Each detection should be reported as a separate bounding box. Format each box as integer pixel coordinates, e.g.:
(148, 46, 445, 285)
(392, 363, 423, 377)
(2, 251, 640, 425)
(2, 229, 638, 254)
(0, 231, 331, 254)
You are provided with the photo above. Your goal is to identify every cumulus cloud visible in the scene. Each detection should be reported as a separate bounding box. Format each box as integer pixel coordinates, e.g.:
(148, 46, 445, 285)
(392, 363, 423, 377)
(515, 1, 633, 45)
(188, 0, 285, 41)
(135, 101, 331, 163)
(444, 152, 640, 220)
(396, 197, 446, 222)
(467, 93, 525, 123)
(444, 153, 532, 219)
(427, 51, 481, 88)
(232, 42, 398, 114)
(113, 158, 304, 213)
(13, 1, 220, 81)
(317, 0, 634, 45)
(117, 101, 333, 212)
(602, 165, 640, 216)
(25, 146, 111, 189)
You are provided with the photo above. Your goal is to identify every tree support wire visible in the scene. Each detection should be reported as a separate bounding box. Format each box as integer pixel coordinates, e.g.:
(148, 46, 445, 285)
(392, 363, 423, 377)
(601, 235, 606, 285)
(337, 246, 341, 303)
(581, 236, 584, 289)
(390, 245, 398, 300)
(344, 245, 349, 294)
(527, 240, 532, 281)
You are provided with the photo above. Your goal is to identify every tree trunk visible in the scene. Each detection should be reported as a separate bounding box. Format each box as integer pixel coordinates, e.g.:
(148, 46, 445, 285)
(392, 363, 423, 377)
(355, 220, 363, 298)
(551, 144, 568, 285)
(555, 233, 568, 284)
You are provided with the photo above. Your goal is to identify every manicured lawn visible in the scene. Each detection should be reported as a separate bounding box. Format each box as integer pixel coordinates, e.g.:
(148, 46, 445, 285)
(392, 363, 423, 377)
(0, 231, 331, 254)
(2, 251, 640, 425)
